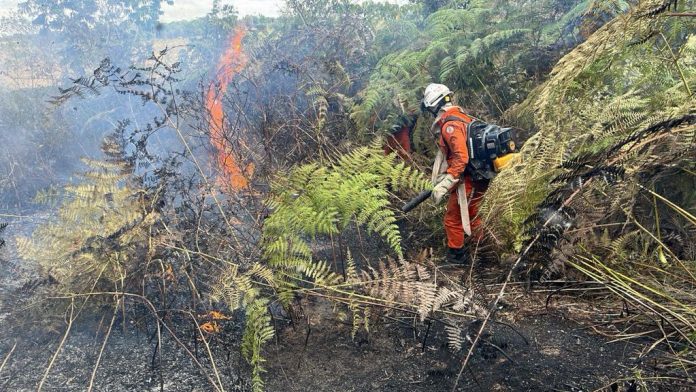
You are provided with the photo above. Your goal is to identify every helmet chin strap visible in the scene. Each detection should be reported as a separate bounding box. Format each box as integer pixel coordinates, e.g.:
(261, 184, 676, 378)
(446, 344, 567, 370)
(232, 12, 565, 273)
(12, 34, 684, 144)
(432, 101, 453, 116)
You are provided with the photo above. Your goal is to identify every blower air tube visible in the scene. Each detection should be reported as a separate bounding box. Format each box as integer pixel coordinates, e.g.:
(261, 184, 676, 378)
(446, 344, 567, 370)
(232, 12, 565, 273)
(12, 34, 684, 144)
(401, 190, 433, 213)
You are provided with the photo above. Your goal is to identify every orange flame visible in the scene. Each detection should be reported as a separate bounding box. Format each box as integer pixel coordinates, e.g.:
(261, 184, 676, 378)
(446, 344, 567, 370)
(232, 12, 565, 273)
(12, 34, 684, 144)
(206, 26, 252, 189)
(199, 321, 220, 334)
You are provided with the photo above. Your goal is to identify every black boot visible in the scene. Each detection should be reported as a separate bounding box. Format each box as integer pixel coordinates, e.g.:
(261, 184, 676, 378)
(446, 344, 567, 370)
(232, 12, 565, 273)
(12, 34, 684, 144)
(447, 247, 471, 265)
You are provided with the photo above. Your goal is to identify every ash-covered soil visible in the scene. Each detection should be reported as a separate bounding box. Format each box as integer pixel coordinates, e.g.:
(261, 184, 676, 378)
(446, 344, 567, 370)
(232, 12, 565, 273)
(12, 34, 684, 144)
(0, 278, 690, 392)
(0, 326, 250, 392)
(262, 296, 685, 392)
(0, 215, 250, 392)
(1, 218, 691, 392)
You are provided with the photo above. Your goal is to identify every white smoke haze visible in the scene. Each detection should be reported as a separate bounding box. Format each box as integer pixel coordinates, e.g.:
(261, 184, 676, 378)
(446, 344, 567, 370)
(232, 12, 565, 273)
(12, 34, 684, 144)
(0, 0, 407, 19)
(0, 0, 288, 19)
(162, 0, 284, 20)
(0, 0, 17, 16)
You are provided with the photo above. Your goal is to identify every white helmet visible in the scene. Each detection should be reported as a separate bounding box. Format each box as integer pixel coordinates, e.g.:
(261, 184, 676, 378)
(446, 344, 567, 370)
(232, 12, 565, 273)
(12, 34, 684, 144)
(422, 83, 452, 113)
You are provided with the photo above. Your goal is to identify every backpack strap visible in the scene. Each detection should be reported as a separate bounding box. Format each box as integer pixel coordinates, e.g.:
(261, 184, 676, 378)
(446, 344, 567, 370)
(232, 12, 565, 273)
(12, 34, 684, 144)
(438, 108, 475, 128)
(438, 110, 478, 161)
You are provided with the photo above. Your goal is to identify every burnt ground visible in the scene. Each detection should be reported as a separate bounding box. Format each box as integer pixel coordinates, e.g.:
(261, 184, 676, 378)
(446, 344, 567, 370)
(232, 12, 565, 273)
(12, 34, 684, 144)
(1, 278, 692, 392)
(1, 217, 692, 392)
(0, 324, 250, 392)
(0, 292, 662, 392)
(262, 294, 687, 392)
(0, 214, 248, 392)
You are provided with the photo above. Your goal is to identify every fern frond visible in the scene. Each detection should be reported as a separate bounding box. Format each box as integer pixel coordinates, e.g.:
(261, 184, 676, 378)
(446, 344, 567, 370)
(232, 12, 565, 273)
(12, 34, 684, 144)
(242, 298, 274, 392)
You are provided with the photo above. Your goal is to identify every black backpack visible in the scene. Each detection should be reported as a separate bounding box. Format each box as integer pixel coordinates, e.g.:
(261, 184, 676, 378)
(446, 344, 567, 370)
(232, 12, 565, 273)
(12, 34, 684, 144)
(465, 120, 517, 180)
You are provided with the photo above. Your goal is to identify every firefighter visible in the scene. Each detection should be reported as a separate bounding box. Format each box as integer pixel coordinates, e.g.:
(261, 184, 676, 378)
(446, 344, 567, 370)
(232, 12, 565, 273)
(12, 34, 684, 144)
(422, 83, 489, 264)
(383, 114, 417, 161)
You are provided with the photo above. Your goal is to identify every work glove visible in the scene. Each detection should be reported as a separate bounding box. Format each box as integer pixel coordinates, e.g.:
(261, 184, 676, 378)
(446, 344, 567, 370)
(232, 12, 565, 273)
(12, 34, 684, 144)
(432, 174, 458, 204)
(433, 173, 449, 184)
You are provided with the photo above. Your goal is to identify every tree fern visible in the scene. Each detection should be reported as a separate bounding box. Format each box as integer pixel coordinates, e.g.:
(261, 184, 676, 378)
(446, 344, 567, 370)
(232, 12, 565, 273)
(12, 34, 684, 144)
(16, 137, 158, 293)
(351, 0, 603, 137)
(264, 139, 431, 263)
(209, 141, 433, 389)
(482, 0, 696, 250)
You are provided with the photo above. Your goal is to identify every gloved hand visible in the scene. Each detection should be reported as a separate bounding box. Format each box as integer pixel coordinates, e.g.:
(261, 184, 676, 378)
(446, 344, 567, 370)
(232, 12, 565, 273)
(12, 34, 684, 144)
(433, 173, 449, 184)
(432, 174, 458, 203)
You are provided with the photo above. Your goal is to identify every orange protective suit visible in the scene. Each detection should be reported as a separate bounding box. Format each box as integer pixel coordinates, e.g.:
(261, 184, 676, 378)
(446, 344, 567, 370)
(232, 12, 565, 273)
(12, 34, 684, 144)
(384, 125, 412, 161)
(435, 106, 488, 249)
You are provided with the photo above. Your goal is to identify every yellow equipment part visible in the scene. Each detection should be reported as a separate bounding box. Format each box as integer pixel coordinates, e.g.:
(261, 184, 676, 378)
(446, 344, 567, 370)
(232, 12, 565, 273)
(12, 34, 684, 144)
(493, 153, 520, 172)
